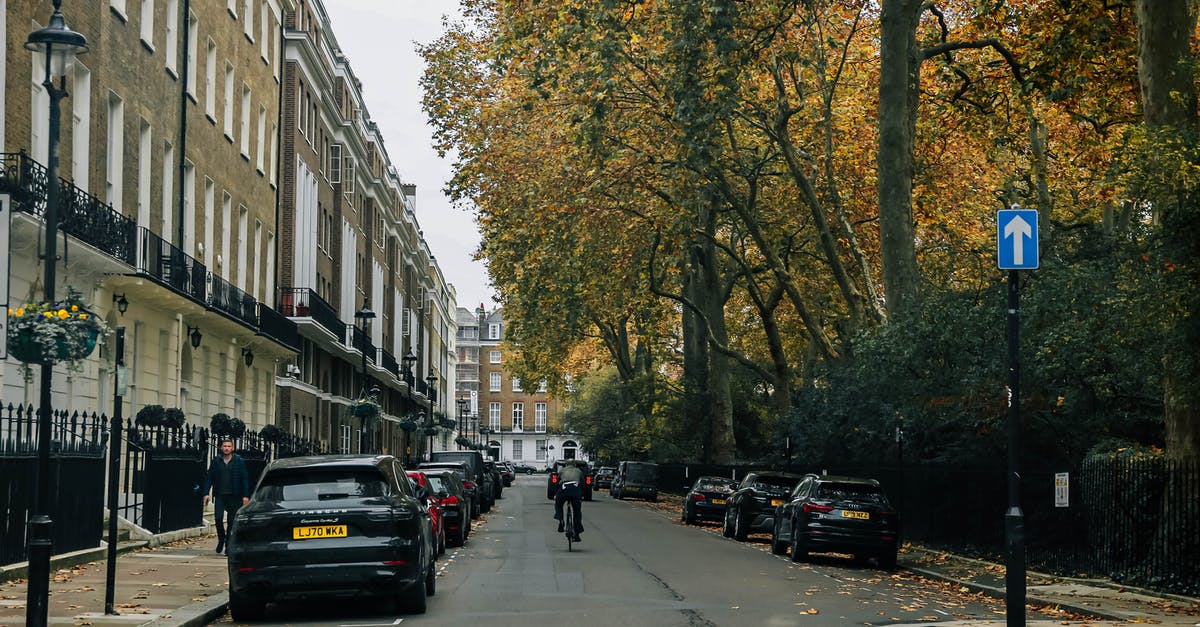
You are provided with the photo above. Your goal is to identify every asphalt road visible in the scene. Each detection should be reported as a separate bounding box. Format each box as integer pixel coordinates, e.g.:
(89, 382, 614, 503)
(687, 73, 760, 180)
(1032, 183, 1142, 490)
(217, 474, 1016, 626)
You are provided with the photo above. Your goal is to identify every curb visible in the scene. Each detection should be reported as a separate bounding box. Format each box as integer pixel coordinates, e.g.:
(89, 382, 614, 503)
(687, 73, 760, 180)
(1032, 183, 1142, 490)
(144, 592, 229, 627)
(903, 563, 1128, 622)
(0, 541, 148, 583)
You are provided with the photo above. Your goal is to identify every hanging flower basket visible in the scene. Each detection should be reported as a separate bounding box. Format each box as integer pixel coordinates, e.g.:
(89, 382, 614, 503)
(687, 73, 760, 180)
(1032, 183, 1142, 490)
(7, 289, 107, 369)
(399, 420, 418, 433)
(424, 425, 440, 436)
(351, 403, 380, 419)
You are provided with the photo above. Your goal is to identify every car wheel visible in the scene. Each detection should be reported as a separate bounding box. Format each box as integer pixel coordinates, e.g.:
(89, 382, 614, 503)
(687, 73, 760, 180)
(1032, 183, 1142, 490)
(722, 508, 734, 538)
(425, 555, 437, 596)
(229, 591, 265, 622)
(878, 548, 898, 571)
(649, 494, 658, 503)
(733, 510, 747, 541)
(789, 525, 808, 563)
(398, 578, 427, 614)
(771, 525, 787, 555)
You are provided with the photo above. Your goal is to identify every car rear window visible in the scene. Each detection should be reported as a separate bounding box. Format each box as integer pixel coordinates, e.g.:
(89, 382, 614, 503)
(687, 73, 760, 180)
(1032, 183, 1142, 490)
(816, 482, 887, 503)
(426, 475, 448, 494)
(698, 480, 735, 491)
(754, 475, 800, 489)
(256, 469, 389, 502)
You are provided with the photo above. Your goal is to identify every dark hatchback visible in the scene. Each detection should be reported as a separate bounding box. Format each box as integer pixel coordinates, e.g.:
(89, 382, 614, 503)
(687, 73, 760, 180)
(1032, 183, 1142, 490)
(682, 476, 738, 524)
(723, 471, 806, 541)
(227, 455, 436, 619)
(594, 467, 616, 489)
(419, 461, 481, 519)
(771, 474, 900, 569)
(546, 459, 593, 501)
(422, 469, 471, 547)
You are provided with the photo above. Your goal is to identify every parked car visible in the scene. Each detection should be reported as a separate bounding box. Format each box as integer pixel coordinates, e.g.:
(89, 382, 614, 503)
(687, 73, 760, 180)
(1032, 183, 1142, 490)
(419, 461, 482, 519)
(498, 462, 515, 486)
(682, 476, 738, 524)
(422, 469, 471, 547)
(227, 455, 436, 619)
(611, 461, 659, 501)
(723, 471, 806, 541)
(546, 459, 593, 501)
(428, 450, 495, 513)
(406, 471, 446, 555)
(513, 463, 538, 474)
(594, 467, 617, 490)
(483, 459, 504, 500)
(771, 474, 900, 570)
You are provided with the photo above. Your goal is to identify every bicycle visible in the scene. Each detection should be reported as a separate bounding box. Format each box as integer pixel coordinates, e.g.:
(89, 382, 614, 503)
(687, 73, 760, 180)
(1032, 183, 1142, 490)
(564, 502, 575, 551)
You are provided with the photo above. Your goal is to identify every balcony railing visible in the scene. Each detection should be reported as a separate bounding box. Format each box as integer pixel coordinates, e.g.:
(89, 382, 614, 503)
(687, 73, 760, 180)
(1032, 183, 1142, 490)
(257, 303, 300, 352)
(380, 349, 399, 378)
(209, 273, 257, 328)
(138, 228, 207, 303)
(1, 151, 137, 266)
(278, 287, 346, 340)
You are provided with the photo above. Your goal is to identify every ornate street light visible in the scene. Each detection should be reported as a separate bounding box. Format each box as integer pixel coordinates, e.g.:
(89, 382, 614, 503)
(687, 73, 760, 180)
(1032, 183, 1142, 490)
(425, 373, 437, 458)
(24, 4, 87, 625)
(401, 350, 417, 464)
(354, 306, 375, 452)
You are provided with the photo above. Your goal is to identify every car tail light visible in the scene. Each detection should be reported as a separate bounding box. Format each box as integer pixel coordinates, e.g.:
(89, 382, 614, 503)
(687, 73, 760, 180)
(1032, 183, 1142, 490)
(551, 474, 559, 483)
(803, 503, 833, 514)
(463, 480, 475, 490)
(586, 476, 593, 485)
(441, 495, 460, 506)
(383, 560, 409, 566)
(238, 567, 255, 572)
(692, 494, 707, 502)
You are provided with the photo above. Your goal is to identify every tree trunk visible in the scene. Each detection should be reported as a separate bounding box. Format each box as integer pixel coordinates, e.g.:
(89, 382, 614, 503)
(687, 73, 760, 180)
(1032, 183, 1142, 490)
(877, 0, 924, 321)
(681, 254, 712, 461)
(697, 202, 737, 464)
(1136, 0, 1200, 461)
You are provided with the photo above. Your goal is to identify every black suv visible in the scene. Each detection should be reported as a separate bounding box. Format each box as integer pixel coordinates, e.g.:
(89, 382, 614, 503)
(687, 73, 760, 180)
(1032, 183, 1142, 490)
(227, 455, 436, 618)
(723, 471, 806, 541)
(428, 450, 495, 514)
(771, 474, 900, 569)
(546, 459, 593, 501)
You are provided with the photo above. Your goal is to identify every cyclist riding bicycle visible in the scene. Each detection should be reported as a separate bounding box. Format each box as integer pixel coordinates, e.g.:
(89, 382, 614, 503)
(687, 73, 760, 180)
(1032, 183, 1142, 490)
(553, 460, 585, 542)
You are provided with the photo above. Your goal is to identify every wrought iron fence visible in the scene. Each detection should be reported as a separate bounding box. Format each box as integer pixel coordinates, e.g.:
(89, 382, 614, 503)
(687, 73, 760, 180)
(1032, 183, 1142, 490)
(257, 302, 301, 352)
(0, 405, 108, 566)
(277, 287, 345, 339)
(138, 228, 207, 303)
(208, 273, 258, 328)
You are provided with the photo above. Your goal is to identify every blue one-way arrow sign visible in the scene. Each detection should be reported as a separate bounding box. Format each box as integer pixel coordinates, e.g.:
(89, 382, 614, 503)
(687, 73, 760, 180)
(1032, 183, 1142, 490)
(998, 208, 1038, 270)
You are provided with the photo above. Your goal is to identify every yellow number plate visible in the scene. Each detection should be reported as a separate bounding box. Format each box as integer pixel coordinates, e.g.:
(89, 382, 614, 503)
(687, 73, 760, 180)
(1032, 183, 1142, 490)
(841, 510, 869, 520)
(293, 525, 348, 540)
(712, 499, 726, 505)
(770, 499, 784, 507)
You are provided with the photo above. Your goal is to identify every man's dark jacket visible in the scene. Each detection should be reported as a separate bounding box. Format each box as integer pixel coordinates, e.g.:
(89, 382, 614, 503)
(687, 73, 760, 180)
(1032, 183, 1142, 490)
(202, 453, 252, 499)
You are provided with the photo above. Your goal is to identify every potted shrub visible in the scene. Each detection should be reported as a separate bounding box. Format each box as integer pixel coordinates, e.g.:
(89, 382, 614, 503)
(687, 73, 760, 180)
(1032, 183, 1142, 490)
(136, 404, 166, 427)
(163, 407, 186, 429)
(210, 413, 233, 435)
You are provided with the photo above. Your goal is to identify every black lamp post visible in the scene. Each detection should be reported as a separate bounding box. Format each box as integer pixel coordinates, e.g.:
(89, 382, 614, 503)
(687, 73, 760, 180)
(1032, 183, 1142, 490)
(425, 373, 437, 458)
(402, 350, 417, 464)
(456, 399, 468, 449)
(354, 306, 375, 452)
(24, 3, 87, 625)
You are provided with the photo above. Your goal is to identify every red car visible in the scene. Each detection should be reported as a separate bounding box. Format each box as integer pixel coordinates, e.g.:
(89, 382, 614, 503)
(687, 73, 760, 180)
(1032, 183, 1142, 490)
(407, 471, 447, 555)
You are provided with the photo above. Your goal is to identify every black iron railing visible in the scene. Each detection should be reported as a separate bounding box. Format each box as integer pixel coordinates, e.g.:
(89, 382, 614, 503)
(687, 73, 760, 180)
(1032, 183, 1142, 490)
(139, 228, 207, 303)
(257, 303, 301, 352)
(351, 325, 375, 364)
(208, 273, 257, 328)
(381, 349, 399, 377)
(278, 287, 345, 339)
(0, 151, 137, 266)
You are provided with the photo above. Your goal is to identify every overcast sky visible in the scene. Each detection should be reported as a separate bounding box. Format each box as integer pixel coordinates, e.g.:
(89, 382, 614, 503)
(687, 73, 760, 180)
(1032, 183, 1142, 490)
(322, 1, 495, 312)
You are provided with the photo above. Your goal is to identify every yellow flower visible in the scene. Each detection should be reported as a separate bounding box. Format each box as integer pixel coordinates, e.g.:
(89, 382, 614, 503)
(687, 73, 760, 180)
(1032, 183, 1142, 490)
(58, 309, 70, 319)
(6, 308, 11, 315)
(44, 311, 55, 318)
(80, 313, 88, 320)
(15, 308, 24, 316)
(70, 305, 79, 312)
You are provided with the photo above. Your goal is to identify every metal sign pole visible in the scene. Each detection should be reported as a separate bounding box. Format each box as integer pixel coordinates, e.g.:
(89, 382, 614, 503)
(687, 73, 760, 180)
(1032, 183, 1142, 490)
(105, 327, 126, 614)
(1005, 270, 1026, 626)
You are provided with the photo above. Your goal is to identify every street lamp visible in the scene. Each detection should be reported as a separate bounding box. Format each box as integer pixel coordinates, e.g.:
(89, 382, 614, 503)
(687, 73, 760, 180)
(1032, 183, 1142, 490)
(402, 350, 417, 464)
(24, 3, 87, 625)
(354, 306, 375, 452)
(425, 372, 437, 458)
(456, 398, 468, 449)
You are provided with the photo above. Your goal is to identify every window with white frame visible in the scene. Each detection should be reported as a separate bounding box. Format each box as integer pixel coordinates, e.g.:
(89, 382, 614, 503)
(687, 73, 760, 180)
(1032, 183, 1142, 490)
(511, 377, 522, 393)
(489, 372, 501, 392)
(260, 2, 269, 60)
(165, 0, 179, 74)
(536, 440, 547, 461)
(140, 0, 154, 46)
(256, 105, 266, 171)
(204, 40, 216, 118)
(71, 62, 92, 191)
(538, 379, 548, 393)
(512, 440, 523, 461)
(106, 92, 125, 211)
(111, 0, 128, 17)
(185, 14, 198, 96)
(489, 323, 500, 339)
(340, 424, 351, 454)
(243, 0, 254, 38)
(240, 85, 251, 155)
(511, 403, 524, 431)
(535, 402, 547, 432)
(223, 63, 234, 138)
(489, 350, 501, 364)
(489, 403, 501, 430)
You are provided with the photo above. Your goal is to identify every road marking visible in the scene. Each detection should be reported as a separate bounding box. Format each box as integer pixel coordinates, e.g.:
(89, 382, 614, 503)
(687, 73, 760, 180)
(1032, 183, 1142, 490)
(338, 619, 402, 626)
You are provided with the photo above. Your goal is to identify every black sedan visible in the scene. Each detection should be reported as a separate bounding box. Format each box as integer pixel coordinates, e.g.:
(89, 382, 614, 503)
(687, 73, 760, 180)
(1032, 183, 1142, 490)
(423, 469, 471, 547)
(723, 471, 806, 541)
(419, 461, 481, 519)
(227, 455, 436, 619)
(771, 473, 900, 569)
(682, 476, 738, 524)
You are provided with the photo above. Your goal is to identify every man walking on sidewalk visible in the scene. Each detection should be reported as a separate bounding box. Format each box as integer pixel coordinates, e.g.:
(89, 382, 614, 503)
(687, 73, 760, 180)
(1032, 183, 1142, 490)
(201, 439, 250, 554)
